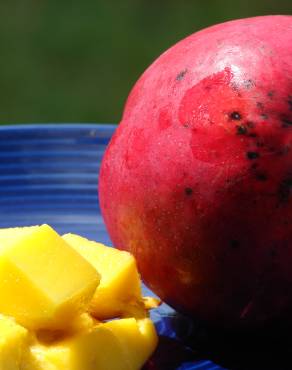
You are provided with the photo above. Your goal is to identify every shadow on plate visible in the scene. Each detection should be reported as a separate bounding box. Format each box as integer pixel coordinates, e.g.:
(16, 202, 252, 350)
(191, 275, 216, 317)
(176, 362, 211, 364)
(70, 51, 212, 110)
(143, 336, 200, 370)
(145, 312, 292, 370)
(198, 325, 292, 370)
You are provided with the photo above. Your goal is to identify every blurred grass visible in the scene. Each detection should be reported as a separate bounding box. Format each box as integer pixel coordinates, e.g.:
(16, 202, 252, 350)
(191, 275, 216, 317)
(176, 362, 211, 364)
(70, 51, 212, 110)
(0, 0, 291, 124)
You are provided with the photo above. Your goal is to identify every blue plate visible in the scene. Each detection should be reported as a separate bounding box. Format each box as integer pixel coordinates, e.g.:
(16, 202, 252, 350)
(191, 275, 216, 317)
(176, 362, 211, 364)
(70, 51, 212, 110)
(0, 124, 290, 370)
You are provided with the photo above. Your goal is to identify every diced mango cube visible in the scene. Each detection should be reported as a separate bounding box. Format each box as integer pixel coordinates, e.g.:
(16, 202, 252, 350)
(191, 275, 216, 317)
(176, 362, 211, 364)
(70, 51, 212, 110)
(62, 233, 143, 319)
(25, 318, 157, 370)
(0, 314, 30, 370)
(0, 225, 100, 330)
(103, 318, 158, 370)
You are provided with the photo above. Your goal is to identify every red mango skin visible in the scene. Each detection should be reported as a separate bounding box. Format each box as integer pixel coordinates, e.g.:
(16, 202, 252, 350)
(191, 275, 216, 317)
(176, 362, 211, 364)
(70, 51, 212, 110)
(99, 16, 292, 330)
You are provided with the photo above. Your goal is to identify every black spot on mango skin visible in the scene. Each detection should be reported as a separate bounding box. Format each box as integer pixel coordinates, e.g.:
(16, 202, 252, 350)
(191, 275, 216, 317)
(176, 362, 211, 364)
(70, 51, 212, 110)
(256, 103, 269, 119)
(250, 162, 268, 181)
(184, 187, 193, 196)
(236, 125, 247, 135)
(235, 122, 259, 136)
(267, 90, 275, 99)
(247, 152, 259, 160)
(282, 117, 292, 127)
(176, 69, 188, 81)
(229, 111, 242, 120)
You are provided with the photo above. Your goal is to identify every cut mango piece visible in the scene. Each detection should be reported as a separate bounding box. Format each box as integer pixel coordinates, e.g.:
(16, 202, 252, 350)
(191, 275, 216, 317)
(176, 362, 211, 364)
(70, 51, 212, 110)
(26, 326, 131, 370)
(0, 314, 30, 370)
(0, 225, 100, 330)
(62, 233, 143, 319)
(25, 318, 157, 370)
(103, 318, 158, 370)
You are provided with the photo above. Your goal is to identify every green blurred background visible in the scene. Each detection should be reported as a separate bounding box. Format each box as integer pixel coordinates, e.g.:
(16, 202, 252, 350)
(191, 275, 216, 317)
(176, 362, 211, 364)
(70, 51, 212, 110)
(0, 0, 291, 124)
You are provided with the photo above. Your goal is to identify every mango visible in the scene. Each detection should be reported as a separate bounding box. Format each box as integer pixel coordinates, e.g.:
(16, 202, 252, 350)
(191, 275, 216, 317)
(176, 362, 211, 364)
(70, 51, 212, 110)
(27, 329, 128, 370)
(25, 318, 157, 370)
(0, 314, 30, 370)
(99, 15, 292, 330)
(103, 318, 158, 370)
(0, 225, 100, 330)
(62, 233, 143, 319)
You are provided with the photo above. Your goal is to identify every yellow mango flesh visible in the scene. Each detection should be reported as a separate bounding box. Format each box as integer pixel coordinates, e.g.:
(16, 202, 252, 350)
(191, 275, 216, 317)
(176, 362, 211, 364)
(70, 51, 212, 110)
(0, 314, 30, 370)
(35, 313, 98, 344)
(103, 318, 158, 370)
(0, 225, 158, 369)
(28, 329, 128, 370)
(0, 225, 100, 330)
(25, 318, 157, 370)
(62, 233, 143, 319)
